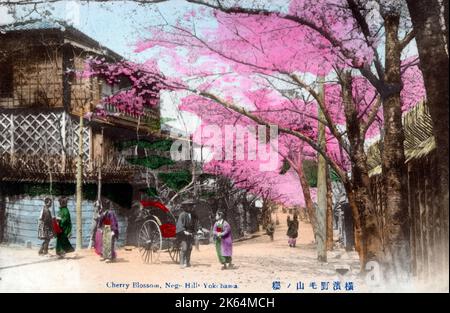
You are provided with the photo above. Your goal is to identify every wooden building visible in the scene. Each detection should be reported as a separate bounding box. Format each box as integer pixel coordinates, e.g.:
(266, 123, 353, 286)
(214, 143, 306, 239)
(367, 101, 449, 287)
(0, 20, 162, 247)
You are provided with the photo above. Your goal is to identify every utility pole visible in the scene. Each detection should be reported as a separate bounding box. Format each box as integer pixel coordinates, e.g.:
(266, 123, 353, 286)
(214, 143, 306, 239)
(316, 77, 327, 262)
(326, 165, 334, 251)
(75, 110, 84, 250)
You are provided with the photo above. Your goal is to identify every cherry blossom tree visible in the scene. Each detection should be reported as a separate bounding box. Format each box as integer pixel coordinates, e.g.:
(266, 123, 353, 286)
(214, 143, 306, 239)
(67, 1, 426, 279)
(82, 57, 168, 117)
(132, 2, 426, 275)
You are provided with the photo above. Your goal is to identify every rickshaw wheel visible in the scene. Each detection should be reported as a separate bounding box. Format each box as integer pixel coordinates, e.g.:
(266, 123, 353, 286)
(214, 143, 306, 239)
(168, 241, 181, 264)
(138, 219, 162, 264)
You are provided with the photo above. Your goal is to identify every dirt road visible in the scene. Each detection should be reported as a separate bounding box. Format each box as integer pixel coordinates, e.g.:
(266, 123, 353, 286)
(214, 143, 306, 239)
(0, 213, 364, 293)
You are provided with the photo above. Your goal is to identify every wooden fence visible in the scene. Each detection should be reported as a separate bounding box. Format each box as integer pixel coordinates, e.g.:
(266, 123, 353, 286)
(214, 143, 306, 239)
(368, 102, 449, 286)
(406, 151, 449, 282)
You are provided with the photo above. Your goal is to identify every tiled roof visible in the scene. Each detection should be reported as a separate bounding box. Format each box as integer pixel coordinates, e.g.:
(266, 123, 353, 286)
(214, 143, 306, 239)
(0, 19, 122, 60)
(367, 101, 435, 177)
(0, 19, 69, 32)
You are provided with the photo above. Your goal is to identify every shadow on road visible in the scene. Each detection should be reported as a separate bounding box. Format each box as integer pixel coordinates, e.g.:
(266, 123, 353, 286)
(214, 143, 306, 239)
(109, 258, 129, 263)
(0, 255, 85, 270)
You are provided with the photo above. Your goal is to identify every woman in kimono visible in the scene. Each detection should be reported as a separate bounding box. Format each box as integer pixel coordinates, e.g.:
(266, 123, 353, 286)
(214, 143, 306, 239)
(56, 197, 75, 257)
(266, 221, 275, 241)
(90, 200, 104, 256)
(287, 214, 299, 247)
(213, 211, 234, 270)
(97, 200, 119, 262)
(37, 197, 54, 255)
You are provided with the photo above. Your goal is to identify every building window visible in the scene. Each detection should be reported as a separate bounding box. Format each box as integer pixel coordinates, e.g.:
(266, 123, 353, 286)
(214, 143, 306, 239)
(118, 75, 131, 90)
(0, 61, 13, 98)
(100, 79, 114, 98)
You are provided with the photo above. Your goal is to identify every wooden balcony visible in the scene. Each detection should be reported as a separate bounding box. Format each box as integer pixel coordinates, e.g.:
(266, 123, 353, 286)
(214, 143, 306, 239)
(0, 152, 137, 183)
(0, 110, 140, 183)
(92, 103, 161, 136)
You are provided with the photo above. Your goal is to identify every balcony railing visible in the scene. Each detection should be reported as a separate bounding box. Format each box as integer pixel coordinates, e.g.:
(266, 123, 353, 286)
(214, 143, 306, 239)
(0, 152, 137, 183)
(102, 103, 160, 132)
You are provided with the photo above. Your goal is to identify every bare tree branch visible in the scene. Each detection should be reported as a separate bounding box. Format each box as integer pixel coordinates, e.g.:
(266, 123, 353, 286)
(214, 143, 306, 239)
(346, 0, 385, 80)
(288, 73, 350, 154)
(398, 30, 415, 50)
(360, 96, 382, 136)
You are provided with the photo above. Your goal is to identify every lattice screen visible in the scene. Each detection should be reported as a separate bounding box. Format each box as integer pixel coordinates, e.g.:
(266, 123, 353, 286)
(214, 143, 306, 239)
(0, 111, 90, 161)
(66, 115, 90, 160)
(0, 114, 13, 154)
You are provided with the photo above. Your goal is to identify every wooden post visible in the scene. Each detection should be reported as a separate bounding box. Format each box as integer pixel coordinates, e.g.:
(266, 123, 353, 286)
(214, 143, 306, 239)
(316, 77, 327, 262)
(0, 187, 5, 243)
(416, 160, 427, 280)
(75, 112, 84, 250)
(420, 161, 429, 280)
(433, 152, 447, 288)
(407, 163, 417, 276)
(412, 161, 423, 280)
(326, 166, 334, 251)
(61, 111, 67, 172)
(10, 114, 15, 165)
(424, 157, 433, 279)
(88, 127, 104, 249)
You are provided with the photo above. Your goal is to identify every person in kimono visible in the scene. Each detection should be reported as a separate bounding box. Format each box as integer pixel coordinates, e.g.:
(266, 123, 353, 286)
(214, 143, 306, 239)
(287, 214, 299, 247)
(98, 199, 119, 262)
(56, 197, 75, 257)
(213, 211, 234, 270)
(176, 200, 198, 268)
(91, 200, 104, 256)
(266, 221, 275, 241)
(37, 197, 54, 255)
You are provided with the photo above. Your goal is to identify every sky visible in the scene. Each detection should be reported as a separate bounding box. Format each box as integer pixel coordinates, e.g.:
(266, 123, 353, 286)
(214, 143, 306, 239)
(0, 6, 14, 24)
(2, 1, 196, 61)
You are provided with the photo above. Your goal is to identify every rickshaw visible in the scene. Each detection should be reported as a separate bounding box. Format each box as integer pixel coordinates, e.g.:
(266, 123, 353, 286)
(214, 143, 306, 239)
(136, 200, 181, 264)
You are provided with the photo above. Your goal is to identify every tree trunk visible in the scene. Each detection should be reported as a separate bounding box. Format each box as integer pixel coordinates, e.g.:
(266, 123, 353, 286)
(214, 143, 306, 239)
(295, 161, 317, 238)
(341, 71, 384, 268)
(344, 183, 364, 261)
(406, 0, 449, 285)
(381, 13, 411, 282)
(353, 174, 384, 265)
